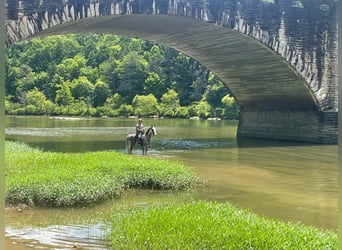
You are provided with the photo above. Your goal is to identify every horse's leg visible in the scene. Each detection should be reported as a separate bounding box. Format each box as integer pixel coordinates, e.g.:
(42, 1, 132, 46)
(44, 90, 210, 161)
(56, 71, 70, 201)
(141, 143, 144, 155)
(127, 138, 134, 154)
(143, 145, 147, 155)
(131, 139, 135, 154)
(126, 139, 130, 154)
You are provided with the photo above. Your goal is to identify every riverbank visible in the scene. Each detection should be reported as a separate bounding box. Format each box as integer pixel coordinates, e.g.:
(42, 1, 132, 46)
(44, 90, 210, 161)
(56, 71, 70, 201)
(109, 201, 337, 249)
(5, 140, 198, 207)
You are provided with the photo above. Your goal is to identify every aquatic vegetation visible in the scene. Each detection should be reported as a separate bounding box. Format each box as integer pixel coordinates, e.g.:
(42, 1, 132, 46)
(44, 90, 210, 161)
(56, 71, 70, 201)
(109, 201, 337, 249)
(5, 141, 198, 207)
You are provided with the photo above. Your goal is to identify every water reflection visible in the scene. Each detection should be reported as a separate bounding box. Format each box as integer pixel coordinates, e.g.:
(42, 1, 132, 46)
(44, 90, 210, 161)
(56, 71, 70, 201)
(6, 223, 111, 249)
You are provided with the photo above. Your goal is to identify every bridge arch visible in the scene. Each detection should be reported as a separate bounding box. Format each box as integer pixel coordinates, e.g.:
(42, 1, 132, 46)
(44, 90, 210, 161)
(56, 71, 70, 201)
(5, 1, 337, 143)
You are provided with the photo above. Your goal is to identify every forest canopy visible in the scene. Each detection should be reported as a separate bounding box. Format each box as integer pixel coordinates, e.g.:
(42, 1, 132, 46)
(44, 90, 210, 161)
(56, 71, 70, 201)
(5, 34, 238, 119)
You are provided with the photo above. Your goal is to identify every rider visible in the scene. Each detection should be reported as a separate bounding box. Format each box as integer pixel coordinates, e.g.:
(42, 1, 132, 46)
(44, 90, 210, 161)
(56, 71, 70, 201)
(135, 118, 145, 145)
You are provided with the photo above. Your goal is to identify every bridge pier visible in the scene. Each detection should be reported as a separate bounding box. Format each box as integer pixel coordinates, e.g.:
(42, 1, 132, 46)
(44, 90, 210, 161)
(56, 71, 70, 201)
(237, 110, 337, 144)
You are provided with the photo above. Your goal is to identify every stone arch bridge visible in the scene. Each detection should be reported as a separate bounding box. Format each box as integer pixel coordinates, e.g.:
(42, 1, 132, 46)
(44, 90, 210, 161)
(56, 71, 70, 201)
(5, 0, 338, 144)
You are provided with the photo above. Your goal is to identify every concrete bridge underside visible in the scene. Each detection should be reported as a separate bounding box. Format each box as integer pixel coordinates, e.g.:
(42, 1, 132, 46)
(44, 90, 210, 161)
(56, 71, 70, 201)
(34, 15, 336, 143)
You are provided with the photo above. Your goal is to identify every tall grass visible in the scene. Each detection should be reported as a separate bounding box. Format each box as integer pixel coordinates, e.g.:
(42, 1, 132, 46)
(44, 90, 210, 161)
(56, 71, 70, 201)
(109, 201, 337, 249)
(5, 141, 198, 207)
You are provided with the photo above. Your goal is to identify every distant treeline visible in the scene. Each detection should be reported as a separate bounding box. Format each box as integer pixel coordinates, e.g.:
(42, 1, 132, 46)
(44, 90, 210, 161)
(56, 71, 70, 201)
(5, 34, 238, 119)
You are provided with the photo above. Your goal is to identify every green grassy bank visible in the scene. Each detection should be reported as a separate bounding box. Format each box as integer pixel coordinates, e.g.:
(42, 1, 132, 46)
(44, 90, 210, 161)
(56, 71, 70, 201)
(5, 141, 198, 207)
(109, 201, 337, 249)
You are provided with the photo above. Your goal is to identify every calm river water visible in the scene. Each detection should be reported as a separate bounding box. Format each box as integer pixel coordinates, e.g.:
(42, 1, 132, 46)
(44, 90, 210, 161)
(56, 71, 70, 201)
(5, 115, 338, 249)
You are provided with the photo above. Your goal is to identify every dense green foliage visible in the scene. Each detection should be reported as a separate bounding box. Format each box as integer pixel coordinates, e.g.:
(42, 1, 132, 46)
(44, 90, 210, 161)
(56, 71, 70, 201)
(6, 34, 238, 119)
(109, 201, 337, 249)
(5, 141, 198, 207)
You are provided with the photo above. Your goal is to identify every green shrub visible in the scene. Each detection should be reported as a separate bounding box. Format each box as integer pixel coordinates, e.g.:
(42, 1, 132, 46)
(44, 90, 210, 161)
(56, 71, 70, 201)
(176, 106, 189, 118)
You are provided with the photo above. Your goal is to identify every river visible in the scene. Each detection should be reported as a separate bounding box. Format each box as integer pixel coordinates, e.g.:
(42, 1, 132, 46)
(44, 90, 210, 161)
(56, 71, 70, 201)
(5, 115, 338, 249)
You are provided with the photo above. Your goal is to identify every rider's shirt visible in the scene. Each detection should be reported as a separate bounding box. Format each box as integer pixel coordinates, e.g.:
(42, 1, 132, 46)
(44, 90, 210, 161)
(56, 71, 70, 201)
(136, 123, 144, 137)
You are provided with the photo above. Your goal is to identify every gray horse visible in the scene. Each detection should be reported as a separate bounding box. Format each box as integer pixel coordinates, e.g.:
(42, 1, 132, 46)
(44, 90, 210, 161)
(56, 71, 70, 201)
(126, 124, 157, 155)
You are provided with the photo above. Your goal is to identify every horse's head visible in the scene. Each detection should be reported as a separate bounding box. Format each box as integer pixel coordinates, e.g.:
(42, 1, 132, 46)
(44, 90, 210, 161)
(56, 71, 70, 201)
(151, 124, 157, 136)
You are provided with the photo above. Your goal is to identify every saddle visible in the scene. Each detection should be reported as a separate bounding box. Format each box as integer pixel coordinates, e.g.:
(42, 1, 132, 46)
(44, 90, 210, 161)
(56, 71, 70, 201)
(137, 133, 145, 145)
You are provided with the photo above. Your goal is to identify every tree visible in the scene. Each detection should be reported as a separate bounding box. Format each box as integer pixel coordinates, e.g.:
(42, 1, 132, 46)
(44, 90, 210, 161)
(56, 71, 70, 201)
(99, 60, 120, 91)
(26, 87, 48, 114)
(116, 51, 148, 102)
(56, 55, 87, 81)
(80, 34, 121, 66)
(33, 71, 50, 96)
(44, 100, 55, 115)
(160, 89, 180, 117)
(222, 95, 239, 119)
(93, 80, 112, 107)
(9, 65, 35, 100)
(80, 66, 100, 83)
(126, 38, 145, 54)
(190, 99, 211, 118)
(71, 76, 95, 101)
(145, 44, 166, 75)
(132, 94, 158, 117)
(24, 39, 54, 72)
(5, 33, 235, 119)
(144, 72, 167, 99)
(118, 104, 133, 117)
(169, 53, 208, 106)
(55, 82, 74, 107)
(189, 65, 209, 103)
(205, 74, 229, 108)
(105, 93, 123, 110)
(6, 66, 21, 97)
(169, 53, 193, 106)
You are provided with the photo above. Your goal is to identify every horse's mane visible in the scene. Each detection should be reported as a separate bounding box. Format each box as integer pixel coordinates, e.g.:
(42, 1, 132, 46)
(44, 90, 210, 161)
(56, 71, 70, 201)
(145, 127, 151, 134)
